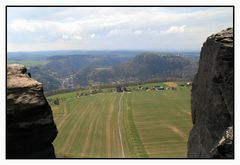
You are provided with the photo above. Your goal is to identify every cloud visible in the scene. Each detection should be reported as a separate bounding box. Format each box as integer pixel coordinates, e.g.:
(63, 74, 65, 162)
(90, 34, 95, 38)
(9, 19, 42, 32)
(163, 25, 187, 34)
(107, 29, 131, 36)
(7, 7, 233, 51)
(133, 30, 143, 35)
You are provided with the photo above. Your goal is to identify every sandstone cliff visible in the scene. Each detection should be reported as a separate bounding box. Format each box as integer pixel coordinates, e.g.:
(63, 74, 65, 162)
(187, 28, 233, 158)
(7, 64, 58, 158)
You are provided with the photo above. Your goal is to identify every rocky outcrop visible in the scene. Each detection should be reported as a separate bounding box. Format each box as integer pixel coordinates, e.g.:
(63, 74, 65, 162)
(187, 28, 233, 158)
(7, 64, 58, 158)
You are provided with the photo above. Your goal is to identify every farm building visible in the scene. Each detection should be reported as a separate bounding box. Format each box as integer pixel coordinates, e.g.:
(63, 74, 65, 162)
(116, 86, 127, 92)
(165, 87, 176, 90)
(178, 83, 185, 86)
(152, 86, 165, 91)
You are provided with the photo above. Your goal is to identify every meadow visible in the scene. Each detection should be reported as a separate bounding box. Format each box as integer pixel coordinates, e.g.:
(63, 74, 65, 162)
(7, 59, 48, 68)
(48, 82, 192, 158)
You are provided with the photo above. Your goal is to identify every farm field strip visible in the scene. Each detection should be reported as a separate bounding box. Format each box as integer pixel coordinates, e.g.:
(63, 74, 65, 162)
(125, 94, 149, 157)
(117, 94, 125, 157)
(49, 85, 192, 158)
(130, 89, 192, 157)
(53, 101, 91, 154)
(52, 93, 137, 157)
(105, 94, 117, 157)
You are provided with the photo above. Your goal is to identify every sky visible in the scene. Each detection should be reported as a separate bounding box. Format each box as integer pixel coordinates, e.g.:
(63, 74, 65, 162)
(7, 7, 233, 52)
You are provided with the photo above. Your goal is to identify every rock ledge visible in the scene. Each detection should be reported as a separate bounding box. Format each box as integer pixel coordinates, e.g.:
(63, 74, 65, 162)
(7, 64, 58, 158)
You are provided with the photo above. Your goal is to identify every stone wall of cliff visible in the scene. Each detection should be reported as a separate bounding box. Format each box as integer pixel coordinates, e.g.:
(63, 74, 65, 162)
(7, 64, 58, 158)
(187, 28, 233, 158)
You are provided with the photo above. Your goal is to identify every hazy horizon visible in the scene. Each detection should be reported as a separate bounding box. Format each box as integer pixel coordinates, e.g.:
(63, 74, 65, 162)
(7, 7, 233, 52)
(7, 48, 200, 53)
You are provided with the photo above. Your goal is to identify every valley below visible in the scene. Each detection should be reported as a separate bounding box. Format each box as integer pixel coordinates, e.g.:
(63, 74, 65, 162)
(7, 50, 197, 158)
(7, 50, 199, 92)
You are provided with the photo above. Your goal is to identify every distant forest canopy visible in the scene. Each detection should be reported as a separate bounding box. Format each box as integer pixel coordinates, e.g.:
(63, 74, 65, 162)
(7, 50, 199, 92)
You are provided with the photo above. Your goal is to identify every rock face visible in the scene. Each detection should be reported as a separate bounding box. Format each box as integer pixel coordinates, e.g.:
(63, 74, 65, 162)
(187, 28, 233, 158)
(7, 64, 58, 158)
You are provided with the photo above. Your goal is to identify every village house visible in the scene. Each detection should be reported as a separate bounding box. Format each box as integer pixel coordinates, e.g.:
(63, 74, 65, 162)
(116, 86, 127, 92)
(152, 86, 165, 91)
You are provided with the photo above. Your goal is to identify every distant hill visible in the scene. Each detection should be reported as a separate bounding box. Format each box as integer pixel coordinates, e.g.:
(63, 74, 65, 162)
(11, 51, 199, 92)
(44, 55, 132, 78)
(7, 50, 142, 61)
(29, 54, 133, 90)
(73, 53, 198, 87)
(117, 53, 196, 79)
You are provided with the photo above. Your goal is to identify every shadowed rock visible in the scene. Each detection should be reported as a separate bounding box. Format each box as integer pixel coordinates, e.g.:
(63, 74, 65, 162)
(7, 64, 58, 158)
(187, 28, 233, 158)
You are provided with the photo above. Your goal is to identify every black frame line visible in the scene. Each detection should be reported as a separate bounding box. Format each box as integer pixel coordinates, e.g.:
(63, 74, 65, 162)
(5, 5, 235, 160)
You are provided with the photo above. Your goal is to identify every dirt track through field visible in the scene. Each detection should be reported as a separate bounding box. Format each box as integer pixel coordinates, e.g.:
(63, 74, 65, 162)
(117, 93, 125, 157)
(106, 94, 117, 157)
(166, 125, 185, 139)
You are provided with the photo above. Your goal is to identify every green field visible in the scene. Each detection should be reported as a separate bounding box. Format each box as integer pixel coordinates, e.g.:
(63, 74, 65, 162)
(7, 59, 48, 67)
(49, 84, 192, 158)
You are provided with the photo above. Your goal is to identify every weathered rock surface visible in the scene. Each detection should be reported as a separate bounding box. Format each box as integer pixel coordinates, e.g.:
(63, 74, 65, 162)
(187, 28, 233, 158)
(7, 64, 58, 158)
